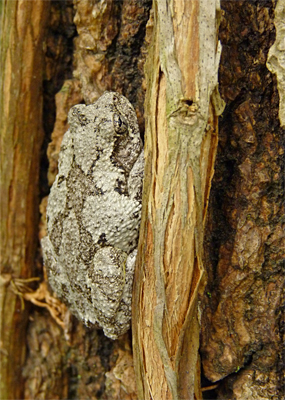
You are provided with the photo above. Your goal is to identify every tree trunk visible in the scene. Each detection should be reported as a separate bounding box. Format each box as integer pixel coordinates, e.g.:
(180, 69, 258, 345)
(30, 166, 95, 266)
(1, 1, 283, 399)
(0, 2, 49, 398)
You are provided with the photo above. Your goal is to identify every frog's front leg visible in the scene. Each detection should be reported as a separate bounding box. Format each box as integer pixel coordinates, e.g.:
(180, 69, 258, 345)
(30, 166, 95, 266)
(128, 150, 144, 201)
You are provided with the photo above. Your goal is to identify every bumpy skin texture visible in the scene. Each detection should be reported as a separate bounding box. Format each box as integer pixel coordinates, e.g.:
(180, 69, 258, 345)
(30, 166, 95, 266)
(41, 92, 144, 340)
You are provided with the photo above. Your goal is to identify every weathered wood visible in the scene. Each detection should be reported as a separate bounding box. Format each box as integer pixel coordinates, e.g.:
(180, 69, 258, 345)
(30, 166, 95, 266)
(0, 1, 50, 398)
(132, 1, 223, 399)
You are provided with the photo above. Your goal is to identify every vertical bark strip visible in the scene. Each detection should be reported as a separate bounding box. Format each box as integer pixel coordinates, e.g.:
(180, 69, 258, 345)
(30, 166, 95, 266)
(132, 1, 224, 399)
(0, 1, 49, 398)
(267, 0, 285, 126)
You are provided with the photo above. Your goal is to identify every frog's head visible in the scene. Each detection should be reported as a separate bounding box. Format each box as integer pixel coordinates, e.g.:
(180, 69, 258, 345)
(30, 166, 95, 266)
(67, 92, 142, 174)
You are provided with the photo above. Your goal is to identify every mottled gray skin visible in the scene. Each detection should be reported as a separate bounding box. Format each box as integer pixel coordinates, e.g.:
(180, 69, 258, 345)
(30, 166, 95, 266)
(41, 92, 144, 340)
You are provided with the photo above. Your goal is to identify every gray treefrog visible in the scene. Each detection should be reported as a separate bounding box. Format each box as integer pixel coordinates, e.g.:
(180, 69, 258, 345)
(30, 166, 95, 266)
(41, 91, 144, 340)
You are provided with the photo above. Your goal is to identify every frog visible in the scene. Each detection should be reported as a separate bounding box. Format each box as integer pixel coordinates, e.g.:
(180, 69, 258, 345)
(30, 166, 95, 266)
(41, 91, 144, 340)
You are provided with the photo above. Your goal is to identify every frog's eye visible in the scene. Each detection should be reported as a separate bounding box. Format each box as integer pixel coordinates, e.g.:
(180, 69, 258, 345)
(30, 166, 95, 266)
(113, 113, 128, 135)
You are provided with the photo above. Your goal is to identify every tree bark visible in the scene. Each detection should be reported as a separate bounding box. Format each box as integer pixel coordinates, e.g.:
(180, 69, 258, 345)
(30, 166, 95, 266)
(23, 1, 152, 399)
(132, 1, 223, 399)
(201, 1, 284, 398)
(0, 1, 50, 399)
(1, 1, 283, 399)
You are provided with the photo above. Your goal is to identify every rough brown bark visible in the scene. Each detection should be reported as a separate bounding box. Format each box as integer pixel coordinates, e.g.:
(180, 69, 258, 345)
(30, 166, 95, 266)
(0, 1, 50, 399)
(201, 1, 284, 399)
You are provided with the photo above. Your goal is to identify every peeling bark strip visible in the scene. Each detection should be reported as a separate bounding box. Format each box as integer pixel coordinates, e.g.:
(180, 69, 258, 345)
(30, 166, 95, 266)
(132, 1, 224, 400)
(267, 0, 285, 126)
(0, 1, 49, 399)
